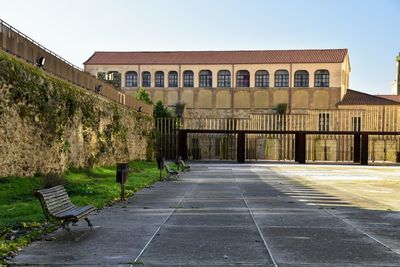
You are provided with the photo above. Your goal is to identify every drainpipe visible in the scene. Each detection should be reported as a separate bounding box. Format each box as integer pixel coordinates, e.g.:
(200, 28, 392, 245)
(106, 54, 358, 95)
(397, 53, 400, 95)
(138, 64, 141, 88)
(231, 64, 235, 118)
(288, 63, 292, 114)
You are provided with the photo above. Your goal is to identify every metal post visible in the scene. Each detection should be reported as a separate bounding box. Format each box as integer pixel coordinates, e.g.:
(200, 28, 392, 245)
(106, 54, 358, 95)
(353, 134, 361, 163)
(178, 130, 188, 161)
(295, 132, 306, 164)
(121, 184, 125, 201)
(361, 133, 369, 165)
(295, 133, 299, 162)
(237, 132, 246, 163)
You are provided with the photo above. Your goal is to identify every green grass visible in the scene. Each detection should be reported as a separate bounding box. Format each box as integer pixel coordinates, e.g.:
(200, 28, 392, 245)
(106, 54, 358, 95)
(0, 160, 163, 262)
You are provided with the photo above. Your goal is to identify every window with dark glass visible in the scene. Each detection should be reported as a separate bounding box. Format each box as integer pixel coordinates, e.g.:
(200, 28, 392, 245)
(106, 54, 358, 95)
(236, 70, 250, 87)
(217, 70, 231, 87)
(255, 70, 269, 87)
(142, 71, 151, 87)
(315, 70, 330, 87)
(155, 71, 164, 87)
(352, 117, 361, 132)
(199, 70, 212, 87)
(125, 71, 137, 87)
(294, 70, 309, 87)
(319, 113, 330, 131)
(168, 71, 178, 87)
(274, 70, 289, 87)
(183, 70, 194, 87)
(105, 71, 122, 89)
(97, 72, 106, 80)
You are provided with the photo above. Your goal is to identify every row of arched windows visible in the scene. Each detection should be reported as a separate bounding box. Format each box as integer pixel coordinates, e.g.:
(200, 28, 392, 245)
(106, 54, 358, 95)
(122, 69, 330, 88)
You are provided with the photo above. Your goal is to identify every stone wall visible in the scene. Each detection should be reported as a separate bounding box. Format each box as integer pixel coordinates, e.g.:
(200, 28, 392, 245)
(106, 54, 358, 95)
(0, 51, 153, 177)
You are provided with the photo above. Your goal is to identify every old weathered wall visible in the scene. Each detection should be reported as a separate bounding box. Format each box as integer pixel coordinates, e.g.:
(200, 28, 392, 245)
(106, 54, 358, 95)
(0, 51, 153, 177)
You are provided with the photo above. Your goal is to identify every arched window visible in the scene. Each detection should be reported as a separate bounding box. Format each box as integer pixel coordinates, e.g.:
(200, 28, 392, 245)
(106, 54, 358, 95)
(125, 71, 137, 87)
(106, 71, 122, 89)
(255, 70, 269, 87)
(217, 70, 231, 87)
(168, 71, 178, 87)
(183, 70, 194, 87)
(155, 71, 164, 87)
(142, 71, 151, 87)
(236, 70, 250, 87)
(199, 70, 212, 87)
(315, 70, 329, 87)
(294, 70, 309, 87)
(274, 70, 289, 87)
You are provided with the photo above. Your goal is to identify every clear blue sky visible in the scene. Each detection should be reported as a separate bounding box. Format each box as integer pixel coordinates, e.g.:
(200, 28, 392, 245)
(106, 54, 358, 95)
(1, 0, 399, 94)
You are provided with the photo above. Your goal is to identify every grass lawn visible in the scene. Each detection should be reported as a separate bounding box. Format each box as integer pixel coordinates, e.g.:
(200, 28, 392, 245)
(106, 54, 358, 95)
(0, 160, 163, 263)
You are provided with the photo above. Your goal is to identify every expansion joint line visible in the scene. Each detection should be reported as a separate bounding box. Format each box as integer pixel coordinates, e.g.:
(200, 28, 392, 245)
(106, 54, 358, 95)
(234, 173, 279, 267)
(131, 179, 198, 265)
(323, 208, 400, 257)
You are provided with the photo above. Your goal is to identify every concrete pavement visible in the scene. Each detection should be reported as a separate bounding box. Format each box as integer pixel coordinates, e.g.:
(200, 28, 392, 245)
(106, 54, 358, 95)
(10, 163, 400, 266)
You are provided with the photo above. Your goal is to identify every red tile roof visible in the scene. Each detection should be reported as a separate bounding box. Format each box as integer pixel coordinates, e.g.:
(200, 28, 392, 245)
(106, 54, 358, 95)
(84, 49, 348, 65)
(338, 89, 400, 106)
(377, 95, 400, 103)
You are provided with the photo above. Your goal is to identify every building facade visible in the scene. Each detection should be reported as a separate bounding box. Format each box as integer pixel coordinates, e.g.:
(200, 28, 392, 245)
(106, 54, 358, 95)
(84, 49, 351, 117)
(84, 49, 400, 163)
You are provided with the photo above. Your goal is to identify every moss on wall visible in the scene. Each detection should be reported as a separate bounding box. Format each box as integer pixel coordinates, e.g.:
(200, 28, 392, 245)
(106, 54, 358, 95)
(0, 51, 154, 177)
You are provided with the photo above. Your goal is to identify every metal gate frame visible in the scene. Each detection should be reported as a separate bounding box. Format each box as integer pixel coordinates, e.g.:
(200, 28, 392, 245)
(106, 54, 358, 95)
(178, 129, 400, 165)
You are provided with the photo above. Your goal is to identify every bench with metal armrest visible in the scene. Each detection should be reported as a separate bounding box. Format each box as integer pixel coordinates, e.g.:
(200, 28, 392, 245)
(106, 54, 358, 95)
(176, 157, 190, 172)
(163, 158, 179, 180)
(35, 185, 96, 236)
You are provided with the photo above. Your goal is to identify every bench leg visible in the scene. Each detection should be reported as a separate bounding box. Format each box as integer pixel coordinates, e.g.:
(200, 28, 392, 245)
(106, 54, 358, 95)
(84, 217, 93, 230)
(62, 221, 77, 240)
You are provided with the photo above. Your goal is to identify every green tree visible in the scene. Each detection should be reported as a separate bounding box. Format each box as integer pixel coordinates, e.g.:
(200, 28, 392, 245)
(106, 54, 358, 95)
(153, 100, 172, 118)
(136, 88, 153, 104)
(276, 103, 287, 115)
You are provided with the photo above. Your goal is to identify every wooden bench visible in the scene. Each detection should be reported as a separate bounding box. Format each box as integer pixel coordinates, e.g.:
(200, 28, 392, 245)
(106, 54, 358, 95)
(163, 159, 179, 181)
(176, 157, 191, 172)
(35, 185, 96, 234)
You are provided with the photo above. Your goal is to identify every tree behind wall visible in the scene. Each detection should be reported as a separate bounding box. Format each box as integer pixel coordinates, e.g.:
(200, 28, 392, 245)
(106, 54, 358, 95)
(153, 100, 172, 118)
(136, 88, 153, 104)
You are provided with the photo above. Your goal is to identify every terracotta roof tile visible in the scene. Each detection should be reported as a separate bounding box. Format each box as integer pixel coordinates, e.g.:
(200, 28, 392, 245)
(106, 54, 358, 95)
(338, 89, 400, 106)
(84, 49, 348, 65)
(377, 95, 400, 103)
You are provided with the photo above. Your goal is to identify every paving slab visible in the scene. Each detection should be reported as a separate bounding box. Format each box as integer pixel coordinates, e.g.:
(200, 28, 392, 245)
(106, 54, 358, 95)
(10, 163, 400, 266)
(10, 181, 193, 266)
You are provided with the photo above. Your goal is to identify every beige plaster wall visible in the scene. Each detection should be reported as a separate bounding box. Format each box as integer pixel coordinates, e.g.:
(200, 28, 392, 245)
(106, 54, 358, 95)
(216, 91, 231, 108)
(234, 91, 251, 108)
(85, 59, 349, 118)
(254, 91, 269, 108)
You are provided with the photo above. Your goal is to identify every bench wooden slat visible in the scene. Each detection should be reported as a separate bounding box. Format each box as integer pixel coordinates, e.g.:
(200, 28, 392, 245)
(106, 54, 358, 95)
(37, 186, 66, 195)
(35, 186, 96, 229)
(56, 206, 95, 218)
(48, 203, 75, 215)
(42, 194, 71, 203)
(42, 192, 68, 200)
(53, 206, 80, 217)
